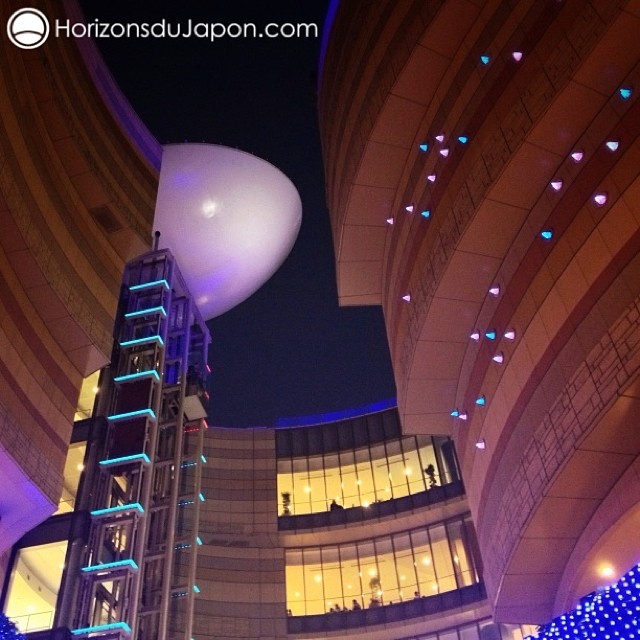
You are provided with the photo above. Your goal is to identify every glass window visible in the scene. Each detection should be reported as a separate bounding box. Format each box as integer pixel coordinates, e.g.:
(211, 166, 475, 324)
(303, 548, 324, 615)
(284, 517, 480, 617)
(323, 454, 342, 507)
(55, 441, 87, 515)
(393, 532, 417, 602)
(308, 455, 326, 513)
(411, 529, 437, 596)
(417, 438, 438, 488)
(402, 440, 424, 495)
(285, 551, 304, 616)
(321, 547, 342, 610)
(277, 459, 293, 516)
(355, 447, 375, 507)
(291, 458, 311, 515)
(374, 537, 398, 604)
(4, 542, 68, 633)
(276, 433, 458, 516)
(447, 518, 477, 587)
(339, 450, 358, 508)
(430, 524, 456, 593)
(339, 544, 362, 610)
(74, 371, 100, 421)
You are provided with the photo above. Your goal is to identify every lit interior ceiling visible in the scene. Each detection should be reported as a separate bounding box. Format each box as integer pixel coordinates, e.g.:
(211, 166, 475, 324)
(153, 144, 302, 319)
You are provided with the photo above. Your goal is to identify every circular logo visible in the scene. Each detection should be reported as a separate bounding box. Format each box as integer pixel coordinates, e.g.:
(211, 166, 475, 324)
(7, 8, 50, 50)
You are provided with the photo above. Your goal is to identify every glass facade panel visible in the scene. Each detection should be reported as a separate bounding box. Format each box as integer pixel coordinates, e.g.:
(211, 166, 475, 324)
(412, 529, 437, 596)
(74, 371, 100, 422)
(447, 518, 477, 587)
(285, 550, 304, 616)
(277, 434, 458, 517)
(324, 454, 342, 507)
(55, 441, 87, 515)
(339, 450, 357, 508)
(322, 547, 342, 611)
(393, 532, 417, 602)
(303, 548, 323, 615)
(402, 444, 424, 495)
(284, 516, 480, 616)
(431, 524, 456, 593)
(4, 541, 68, 633)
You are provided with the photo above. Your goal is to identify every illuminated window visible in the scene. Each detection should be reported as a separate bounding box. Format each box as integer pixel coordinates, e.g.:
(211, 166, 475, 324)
(74, 371, 100, 421)
(285, 516, 479, 616)
(277, 435, 458, 517)
(3, 542, 68, 633)
(55, 441, 87, 515)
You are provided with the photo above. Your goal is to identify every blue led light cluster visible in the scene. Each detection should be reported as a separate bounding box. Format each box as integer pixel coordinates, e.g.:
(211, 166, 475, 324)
(527, 563, 640, 640)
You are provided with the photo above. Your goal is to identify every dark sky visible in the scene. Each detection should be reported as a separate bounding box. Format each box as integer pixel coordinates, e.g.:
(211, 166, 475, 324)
(78, 1, 396, 426)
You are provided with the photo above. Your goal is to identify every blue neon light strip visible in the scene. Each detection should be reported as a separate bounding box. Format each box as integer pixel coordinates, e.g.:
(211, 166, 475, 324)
(107, 408, 156, 422)
(71, 621, 132, 636)
(81, 559, 138, 573)
(120, 335, 164, 348)
(91, 502, 144, 517)
(124, 306, 167, 318)
(114, 370, 160, 383)
(129, 279, 170, 292)
(99, 453, 151, 467)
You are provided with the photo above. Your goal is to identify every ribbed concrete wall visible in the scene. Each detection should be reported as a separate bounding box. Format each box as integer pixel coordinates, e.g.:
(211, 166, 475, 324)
(195, 428, 287, 640)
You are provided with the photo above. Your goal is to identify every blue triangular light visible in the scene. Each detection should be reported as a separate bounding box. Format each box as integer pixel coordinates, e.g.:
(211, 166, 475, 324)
(619, 87, 632, 100)
(485, 331, 496, 340)
(541, 229, 553, 240)
(475, 395, 486, 406)
(457, 135, 468, 144)
(421, 210, 431, 219)
(419, 143, 429, 152)
(450, 410, 459, 418)
(480, 55, 490, 65)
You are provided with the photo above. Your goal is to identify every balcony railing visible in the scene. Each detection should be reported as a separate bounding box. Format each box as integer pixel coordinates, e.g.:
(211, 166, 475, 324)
(279, 480, 465, 530)
(287, 582, 486, 634)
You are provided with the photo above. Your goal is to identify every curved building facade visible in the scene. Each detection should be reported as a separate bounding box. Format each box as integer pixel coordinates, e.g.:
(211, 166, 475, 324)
(0, 0, 159, 553)
(193, 413, 534, 640)
(319, 0, 640, 625)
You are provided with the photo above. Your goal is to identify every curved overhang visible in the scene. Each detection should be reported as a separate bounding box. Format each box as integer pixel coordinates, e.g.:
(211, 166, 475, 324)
(153, 144, 302, 319)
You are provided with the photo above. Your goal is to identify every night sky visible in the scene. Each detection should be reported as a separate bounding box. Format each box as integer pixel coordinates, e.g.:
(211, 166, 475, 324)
(78, 1, 396, 426)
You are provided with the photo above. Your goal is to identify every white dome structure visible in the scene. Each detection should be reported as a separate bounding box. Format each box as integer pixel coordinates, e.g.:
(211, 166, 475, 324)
(153, 143, 302, 319)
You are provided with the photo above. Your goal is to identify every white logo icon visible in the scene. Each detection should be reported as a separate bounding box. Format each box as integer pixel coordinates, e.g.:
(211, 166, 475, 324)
(7, 8, 50, 49)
